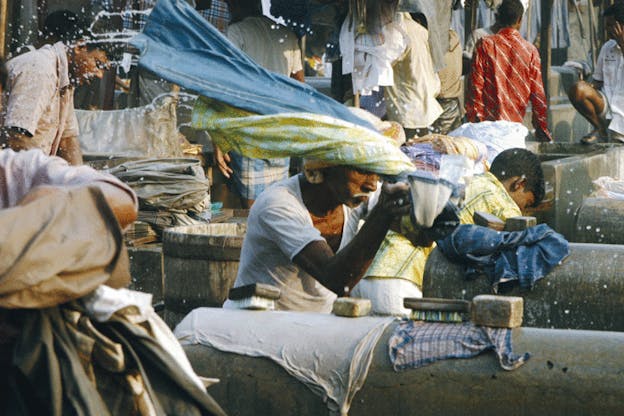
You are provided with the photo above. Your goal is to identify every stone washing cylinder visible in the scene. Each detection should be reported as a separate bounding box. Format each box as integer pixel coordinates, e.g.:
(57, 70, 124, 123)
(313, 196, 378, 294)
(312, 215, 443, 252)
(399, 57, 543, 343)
(573, 197, 624, 244)
(184, 323, 624, 416)
(163, 223, 246, 327)
(423, 243, 624, 331)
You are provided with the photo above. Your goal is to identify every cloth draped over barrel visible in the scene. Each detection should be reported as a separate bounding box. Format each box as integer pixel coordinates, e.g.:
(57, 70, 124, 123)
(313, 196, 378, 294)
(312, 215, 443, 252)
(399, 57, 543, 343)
(175, 308, 395, 416)
(76, 97, 182, 158)
(436, 224, 570, 292)
(129, 0, 373, 130)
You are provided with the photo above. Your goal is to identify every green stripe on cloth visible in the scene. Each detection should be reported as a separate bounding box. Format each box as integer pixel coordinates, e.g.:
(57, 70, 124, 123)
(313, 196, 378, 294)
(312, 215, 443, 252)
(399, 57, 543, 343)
(191, 97, 414, 176)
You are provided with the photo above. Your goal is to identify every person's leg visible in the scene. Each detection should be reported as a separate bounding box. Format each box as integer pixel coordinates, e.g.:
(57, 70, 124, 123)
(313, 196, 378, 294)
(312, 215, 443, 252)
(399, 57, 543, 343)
(567, 80, 609, 138)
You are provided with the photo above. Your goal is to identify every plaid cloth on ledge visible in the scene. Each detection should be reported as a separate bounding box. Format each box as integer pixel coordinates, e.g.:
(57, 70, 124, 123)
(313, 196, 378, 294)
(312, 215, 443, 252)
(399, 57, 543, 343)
(389, 320, 530, 371)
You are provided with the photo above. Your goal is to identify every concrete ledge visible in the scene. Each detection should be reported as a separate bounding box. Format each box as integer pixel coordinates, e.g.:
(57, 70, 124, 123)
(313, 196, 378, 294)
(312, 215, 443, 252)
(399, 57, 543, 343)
(184, 322, 624, 416)
(423, 243, 624, 331)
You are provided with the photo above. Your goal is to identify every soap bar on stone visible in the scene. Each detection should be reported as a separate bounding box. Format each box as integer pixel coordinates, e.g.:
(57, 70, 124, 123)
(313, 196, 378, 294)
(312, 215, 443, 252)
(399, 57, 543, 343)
(504, 216, 537, 232)
(332, 297, 372, 317)
(471, 295, 523, 328)
(473, 211, 505, 231)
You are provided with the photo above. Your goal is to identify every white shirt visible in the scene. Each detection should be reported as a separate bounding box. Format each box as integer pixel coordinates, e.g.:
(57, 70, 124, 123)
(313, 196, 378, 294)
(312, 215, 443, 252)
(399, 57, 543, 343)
(384, 13, 443, 129)
(1, 42, 79, 156)
(225, 175, 369, 313)
(594, 39, 624, 135)
(227, 16, 303, 77)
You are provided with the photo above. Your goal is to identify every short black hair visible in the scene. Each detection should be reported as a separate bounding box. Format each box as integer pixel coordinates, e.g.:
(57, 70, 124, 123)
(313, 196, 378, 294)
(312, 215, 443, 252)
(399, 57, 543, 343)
(490, 148, 544, 206)
(604, 2, 624, 24)
(0, 59, 7, 91)
(43, 10, 92, 44)
(495, 0, 524, 27)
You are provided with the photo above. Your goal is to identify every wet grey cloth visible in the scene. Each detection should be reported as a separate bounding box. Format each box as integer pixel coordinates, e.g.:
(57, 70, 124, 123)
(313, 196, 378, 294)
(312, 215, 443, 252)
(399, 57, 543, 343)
(389, 320, 530, 371)
(108, 158, 210, 213)
(175, 308, 395, 416)
(398, 0, 454, 72)
(436, 224, 570, 292)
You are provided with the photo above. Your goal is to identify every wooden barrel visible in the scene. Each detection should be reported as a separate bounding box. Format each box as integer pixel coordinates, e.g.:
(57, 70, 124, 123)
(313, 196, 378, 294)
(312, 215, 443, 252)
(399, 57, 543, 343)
(573, 197, 624, 244)
(163, 223, 246, 327)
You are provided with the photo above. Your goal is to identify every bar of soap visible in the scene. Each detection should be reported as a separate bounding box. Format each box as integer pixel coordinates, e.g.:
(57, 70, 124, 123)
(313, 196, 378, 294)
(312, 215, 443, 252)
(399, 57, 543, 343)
(473, 211, 505, 231)
(504, 216, 537, 232)
(332, 297, 372, 317)
(228, 283, 281, 301)
(471, 295, 524, 328)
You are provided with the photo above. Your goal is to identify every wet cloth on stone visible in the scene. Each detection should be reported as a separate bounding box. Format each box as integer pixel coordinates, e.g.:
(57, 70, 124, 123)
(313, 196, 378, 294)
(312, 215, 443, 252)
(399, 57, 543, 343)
(192, 97, 414, 176)
(436, 224, 569, 292)
(130, 0, 373, 130)
(175, 308, 395, 416)
(389, 320, 530, 371)
(0, 186, 129, 309)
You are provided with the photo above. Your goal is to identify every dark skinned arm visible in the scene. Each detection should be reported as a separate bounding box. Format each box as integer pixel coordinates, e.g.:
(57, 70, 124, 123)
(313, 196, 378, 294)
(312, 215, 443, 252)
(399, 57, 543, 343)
(56, 135, 84, 166)
(293, 182, 410, 296)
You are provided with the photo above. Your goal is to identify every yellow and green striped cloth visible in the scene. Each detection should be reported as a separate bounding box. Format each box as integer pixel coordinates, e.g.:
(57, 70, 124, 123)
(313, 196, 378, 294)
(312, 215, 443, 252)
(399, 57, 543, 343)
(191, 97, 414, 176)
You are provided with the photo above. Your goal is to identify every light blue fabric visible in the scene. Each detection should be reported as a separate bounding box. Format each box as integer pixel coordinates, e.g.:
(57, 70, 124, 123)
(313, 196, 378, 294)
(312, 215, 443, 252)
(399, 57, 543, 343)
(130, 0, 374, 130)
(436, 223, 570, 291)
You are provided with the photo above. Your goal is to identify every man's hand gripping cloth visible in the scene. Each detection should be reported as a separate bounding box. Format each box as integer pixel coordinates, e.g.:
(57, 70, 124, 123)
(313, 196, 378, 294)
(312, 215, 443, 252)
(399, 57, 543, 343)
(436, 224, 570, 292)
(389, 320, 530, 371)
(192, 97, 414, 176)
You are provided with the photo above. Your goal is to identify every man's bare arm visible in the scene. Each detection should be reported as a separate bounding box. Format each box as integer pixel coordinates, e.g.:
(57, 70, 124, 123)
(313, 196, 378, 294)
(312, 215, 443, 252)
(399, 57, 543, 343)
(293, 182, 410, 296)
(57, 135, 84, 165)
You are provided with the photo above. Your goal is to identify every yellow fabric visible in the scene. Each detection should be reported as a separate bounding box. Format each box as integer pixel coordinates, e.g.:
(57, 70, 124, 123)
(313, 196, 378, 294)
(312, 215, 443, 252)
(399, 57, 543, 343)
(365, 172, 521, 287)
(191, 97, 414, 176)
(364, 231, 433, 288)
(459, 172, 522, 224)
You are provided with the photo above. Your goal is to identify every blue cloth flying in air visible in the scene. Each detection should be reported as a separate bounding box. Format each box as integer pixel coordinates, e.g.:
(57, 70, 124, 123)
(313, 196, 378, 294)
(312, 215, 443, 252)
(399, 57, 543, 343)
(129, 0, 373, 130)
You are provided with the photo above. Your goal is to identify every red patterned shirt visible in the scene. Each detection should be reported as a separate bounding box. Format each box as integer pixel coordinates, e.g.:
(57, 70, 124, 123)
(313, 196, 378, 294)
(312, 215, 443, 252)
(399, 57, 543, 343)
(466, 28, 552, 141)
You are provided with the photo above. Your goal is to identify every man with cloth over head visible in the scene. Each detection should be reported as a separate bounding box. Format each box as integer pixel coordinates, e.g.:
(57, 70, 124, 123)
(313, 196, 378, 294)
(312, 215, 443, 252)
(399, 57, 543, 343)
(223, 159, 411, 313)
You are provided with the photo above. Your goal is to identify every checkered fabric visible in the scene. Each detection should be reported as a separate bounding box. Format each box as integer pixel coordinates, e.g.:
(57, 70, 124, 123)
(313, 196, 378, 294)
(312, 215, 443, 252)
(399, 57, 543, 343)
(197, 0, 231, 34)
(228, 151, 290, 200)
(389, 320, 530, 371)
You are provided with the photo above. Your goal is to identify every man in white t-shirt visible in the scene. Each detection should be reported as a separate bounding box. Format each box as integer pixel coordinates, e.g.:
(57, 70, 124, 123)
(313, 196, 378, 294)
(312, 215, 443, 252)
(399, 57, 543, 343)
(224, 161, 410, 313)
(568, 3, 624, 144)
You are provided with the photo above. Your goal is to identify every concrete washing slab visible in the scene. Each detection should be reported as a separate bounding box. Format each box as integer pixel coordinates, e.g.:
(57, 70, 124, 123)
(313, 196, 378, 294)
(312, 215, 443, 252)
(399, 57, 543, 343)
(423, 243, 624, 331)
(183, 321, 624, 416)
